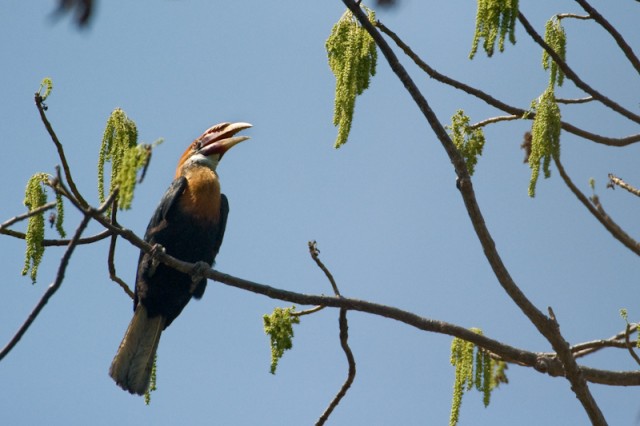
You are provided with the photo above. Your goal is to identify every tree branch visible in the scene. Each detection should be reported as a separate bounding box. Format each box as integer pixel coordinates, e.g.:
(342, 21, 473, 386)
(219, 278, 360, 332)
(107, 199, 135, 299)
(0, 202, 57, 230)
(310, 242, 355, 426)
(573, 0, 640, 75)
(608, 174, 640, 197)
(35, 93, 89, 208)
(316, 309, 355, 426)
(347, 2, 606, 423)
(375, 20, 640, 147)
(554, 156, 640, 256)
(518, 11, 640, 125)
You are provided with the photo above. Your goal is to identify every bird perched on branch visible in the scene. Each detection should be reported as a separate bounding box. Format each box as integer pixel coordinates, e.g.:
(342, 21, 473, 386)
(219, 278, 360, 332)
(109, 122, 252, 395)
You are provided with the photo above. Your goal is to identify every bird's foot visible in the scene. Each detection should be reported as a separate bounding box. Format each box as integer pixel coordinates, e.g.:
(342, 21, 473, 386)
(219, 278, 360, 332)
(148, 243, 166, 276)
(189, 261, 211, 294)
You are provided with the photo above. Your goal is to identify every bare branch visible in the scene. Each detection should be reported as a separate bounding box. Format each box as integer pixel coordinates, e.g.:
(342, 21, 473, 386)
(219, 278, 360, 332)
(348, 3, 606, 422)
(308, 240, 340, 297)
(556, 13, 591, 20)
(573, 0, 640, 75)
(570, 324, 637, 358)
(291, 305, 325, 317)
(608, 174, 640, 197)
(307, 241, 356, 426)
(624, 323, 640, 367)
(0, 202, 57, 230)
(35, 93, 89, 208)
(316, 309, 356, 426)
(555, 156, 640, 256)
(470, 115, 519, 129)
(107, 199, 135, 299)
(518, 11, 640, 124)
(0, 227, 111, 246)
(556, 96, 594, 104)
(375, 20, 640, 147)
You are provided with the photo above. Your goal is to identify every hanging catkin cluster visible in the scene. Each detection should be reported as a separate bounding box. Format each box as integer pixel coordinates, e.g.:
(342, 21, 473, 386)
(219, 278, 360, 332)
(326, 6, 377, 148)
(469, 0, 519, 58)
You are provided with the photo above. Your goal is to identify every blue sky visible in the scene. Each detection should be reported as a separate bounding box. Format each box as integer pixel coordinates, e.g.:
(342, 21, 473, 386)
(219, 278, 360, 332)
(1, 1, 640, 425)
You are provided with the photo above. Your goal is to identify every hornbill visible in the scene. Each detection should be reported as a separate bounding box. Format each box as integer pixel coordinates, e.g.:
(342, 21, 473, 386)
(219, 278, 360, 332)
(109, 122, 252, 395)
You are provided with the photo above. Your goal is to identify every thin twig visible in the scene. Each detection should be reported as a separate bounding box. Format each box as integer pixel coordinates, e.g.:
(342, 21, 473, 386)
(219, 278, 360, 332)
(556, 13, 591, 20)
(570, 324, 637, 358)
(375, 20, 640, 147)
(573, 0, 640, 75)
(624, 323, 640, 367)
(308, 242, 356, 426)
(608, 174, 640, 197)
(555, 156, 640, 256)
(0, 202, 57, 230)
(107, 198, 135, 299)
(518, 11, 640, 125)
(0, 228, 112, 246)
(291, 305, 325, 317)
(35, 93, 89, 208)
(556, 96, 594, 104)
(308, 241, 340, 297)
(470, 115, 519, 129)
(316, 309, 356, 426)
(0, 191, 117, 361)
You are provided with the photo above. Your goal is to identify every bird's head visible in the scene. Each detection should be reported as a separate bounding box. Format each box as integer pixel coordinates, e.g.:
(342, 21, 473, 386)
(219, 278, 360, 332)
(176, 122, 252, 177)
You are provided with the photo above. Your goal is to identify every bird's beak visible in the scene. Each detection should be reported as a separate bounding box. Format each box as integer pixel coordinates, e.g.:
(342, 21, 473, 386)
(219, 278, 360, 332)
(197, 122, 252, 157)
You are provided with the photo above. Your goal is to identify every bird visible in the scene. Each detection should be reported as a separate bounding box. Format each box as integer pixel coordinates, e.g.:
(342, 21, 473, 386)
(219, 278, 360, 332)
(109, 121, 252, 395)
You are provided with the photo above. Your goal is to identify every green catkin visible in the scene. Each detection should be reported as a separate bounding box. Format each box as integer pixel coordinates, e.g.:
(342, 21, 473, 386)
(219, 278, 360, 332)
(448, 110, 486, 176)
(326, 6, 377, 148)
(543, 17, 567, 88)
(470, 0, 519, 59)
(263, 307, 300, 374)
(22, 173, 49, 283)
(528, 87, 561, 197)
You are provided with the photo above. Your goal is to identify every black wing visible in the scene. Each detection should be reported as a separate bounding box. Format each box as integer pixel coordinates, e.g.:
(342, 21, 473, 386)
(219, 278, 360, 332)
(191, 193, 229, 299)
(134, 177, 187, 309)
(143, 176, 188, 241)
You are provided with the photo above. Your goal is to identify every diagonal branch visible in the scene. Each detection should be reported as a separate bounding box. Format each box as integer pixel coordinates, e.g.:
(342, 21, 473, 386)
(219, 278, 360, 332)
(554, 156, 640, 256)
(316, 309, 355, 426)
(518, 11, 640, 124)
(308, 241, 356, 426)
(345, 2, 606, 423)
(0, 202, 57, 230)
(375, 20, 640, 147)
(107, 199, 134, 299)
(573, 0, 640, 75)
(608, 174, 640, 197)
(35, 93, 89, 208)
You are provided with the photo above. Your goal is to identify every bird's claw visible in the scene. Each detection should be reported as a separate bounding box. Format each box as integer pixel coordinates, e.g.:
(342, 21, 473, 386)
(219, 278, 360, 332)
(148, 244, 166, 276)
(189, 261, 211, 294)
